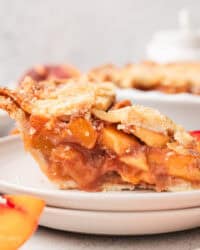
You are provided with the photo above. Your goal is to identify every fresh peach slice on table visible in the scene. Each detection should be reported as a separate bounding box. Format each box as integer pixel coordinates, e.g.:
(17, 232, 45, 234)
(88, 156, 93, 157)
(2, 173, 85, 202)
(0, 195, 45, 250)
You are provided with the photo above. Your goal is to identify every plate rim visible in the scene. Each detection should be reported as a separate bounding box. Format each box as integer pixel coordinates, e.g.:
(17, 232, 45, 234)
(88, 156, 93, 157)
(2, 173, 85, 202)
(44, 204, 200, 214)
(40, 205, 200, 235)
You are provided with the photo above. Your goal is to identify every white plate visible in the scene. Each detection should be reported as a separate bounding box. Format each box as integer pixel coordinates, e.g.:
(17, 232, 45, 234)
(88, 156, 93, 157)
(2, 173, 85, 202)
(0, 110, 14, 137)
(117, 89, 200, 130)
(40, 206, 200, 235)
(1, 136, 200, 212)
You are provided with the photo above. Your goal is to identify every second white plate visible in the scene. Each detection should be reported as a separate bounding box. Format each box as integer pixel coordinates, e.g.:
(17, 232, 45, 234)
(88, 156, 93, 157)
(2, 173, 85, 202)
(40, 206, 200, 235)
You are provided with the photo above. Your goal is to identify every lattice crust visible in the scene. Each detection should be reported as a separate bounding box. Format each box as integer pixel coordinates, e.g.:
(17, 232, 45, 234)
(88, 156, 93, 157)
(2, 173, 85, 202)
(0, 77, 198, 152)
(1, 78, 116, 118)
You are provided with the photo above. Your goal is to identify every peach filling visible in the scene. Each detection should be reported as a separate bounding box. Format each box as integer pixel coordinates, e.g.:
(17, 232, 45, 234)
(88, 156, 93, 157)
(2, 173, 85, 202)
(27, 116, 200, 191)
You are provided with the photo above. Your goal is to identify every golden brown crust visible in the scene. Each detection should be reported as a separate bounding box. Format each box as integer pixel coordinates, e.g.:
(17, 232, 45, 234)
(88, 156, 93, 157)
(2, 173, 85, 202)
(0, 89, 26, 121)
(92, 106, 194, 147)
(1, 78, 193, 146)
(18, 78, 115, 117)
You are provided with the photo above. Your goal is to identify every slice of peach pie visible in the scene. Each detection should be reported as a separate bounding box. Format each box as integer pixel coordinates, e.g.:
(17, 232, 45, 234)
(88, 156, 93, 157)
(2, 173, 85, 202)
(0, 77, 199, 191)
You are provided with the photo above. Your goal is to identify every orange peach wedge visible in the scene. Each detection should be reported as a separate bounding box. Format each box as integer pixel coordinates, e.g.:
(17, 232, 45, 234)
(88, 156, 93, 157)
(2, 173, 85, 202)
(0, 195, 45, 250)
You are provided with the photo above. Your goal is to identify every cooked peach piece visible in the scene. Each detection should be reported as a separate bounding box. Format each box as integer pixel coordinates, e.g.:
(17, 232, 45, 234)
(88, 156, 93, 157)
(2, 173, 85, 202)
(31, 133, 54, 155)
(119, 165, 153, 185)
(131, 127, 169, 147)
(166, 154, 200, 182)
(100, 126, 139, 155)
(120, 152, 149, 171)
(0, 195, 45, 250)
(68, 117, 97, 149)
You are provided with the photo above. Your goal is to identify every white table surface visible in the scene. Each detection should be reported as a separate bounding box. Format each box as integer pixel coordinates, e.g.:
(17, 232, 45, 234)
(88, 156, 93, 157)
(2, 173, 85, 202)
(21, 226, 200, 250)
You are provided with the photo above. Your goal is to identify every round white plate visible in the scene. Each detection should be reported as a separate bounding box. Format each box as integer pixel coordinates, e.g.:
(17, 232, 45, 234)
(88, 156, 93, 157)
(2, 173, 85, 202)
(117, 89, 200, 130)
(0, 136, 200, 212)
(40, 206, 200, 235)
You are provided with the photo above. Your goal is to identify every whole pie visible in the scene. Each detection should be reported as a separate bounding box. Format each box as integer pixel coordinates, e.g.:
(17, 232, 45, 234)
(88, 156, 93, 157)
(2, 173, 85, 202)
(0, 77, 200, 191)
(88, 62, 200, 95)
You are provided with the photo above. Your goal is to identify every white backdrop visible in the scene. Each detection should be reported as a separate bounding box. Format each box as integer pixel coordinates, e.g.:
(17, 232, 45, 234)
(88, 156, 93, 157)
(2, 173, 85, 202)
(0, 0, 198, 84)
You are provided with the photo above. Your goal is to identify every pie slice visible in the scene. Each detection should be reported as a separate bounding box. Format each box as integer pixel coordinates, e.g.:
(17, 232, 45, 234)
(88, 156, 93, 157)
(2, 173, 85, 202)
(0, 78, 199, 191)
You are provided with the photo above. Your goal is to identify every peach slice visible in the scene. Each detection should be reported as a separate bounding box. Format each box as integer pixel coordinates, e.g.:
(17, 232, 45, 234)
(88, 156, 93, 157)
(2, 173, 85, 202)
(120, 152, 149, 171)
(0, 195, 45, 250)
(100, 126, 139, 155)
(131, 127, 169, 147)
(148, 147, 200, 182)
(119, 165, 153, 185)
(166, 154, 200, 182)
(68, 117, 97, 149)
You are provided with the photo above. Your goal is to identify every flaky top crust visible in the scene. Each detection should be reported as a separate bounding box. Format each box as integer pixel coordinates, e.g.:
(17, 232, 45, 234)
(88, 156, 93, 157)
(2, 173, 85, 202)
(1, 77, 116, 117)
(0, 77, 195, 148)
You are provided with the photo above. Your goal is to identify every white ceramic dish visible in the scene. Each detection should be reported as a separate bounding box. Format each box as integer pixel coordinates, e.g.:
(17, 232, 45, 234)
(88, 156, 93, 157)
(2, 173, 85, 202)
(0, 110, 14, 137)
(1, 136, 200, 212)
(117, 89, 200, 130)
(40, 206, 200, 235)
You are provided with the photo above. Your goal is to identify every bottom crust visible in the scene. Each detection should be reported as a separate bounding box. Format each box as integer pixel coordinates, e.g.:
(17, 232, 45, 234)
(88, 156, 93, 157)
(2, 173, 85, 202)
(59, 180, 136, 192)
(57, 180, 195, 192)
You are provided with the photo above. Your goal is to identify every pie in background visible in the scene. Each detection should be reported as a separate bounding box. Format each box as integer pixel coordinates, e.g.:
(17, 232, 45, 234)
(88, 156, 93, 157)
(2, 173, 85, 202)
(88, 61, 200, 95)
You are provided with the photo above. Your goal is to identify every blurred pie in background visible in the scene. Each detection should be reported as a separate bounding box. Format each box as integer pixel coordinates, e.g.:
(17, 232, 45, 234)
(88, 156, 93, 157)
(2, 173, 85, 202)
(88, 62, 200, 95)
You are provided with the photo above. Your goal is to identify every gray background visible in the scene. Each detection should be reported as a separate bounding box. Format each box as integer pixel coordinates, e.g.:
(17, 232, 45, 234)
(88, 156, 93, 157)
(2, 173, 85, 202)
(0, 0, 199, 84)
